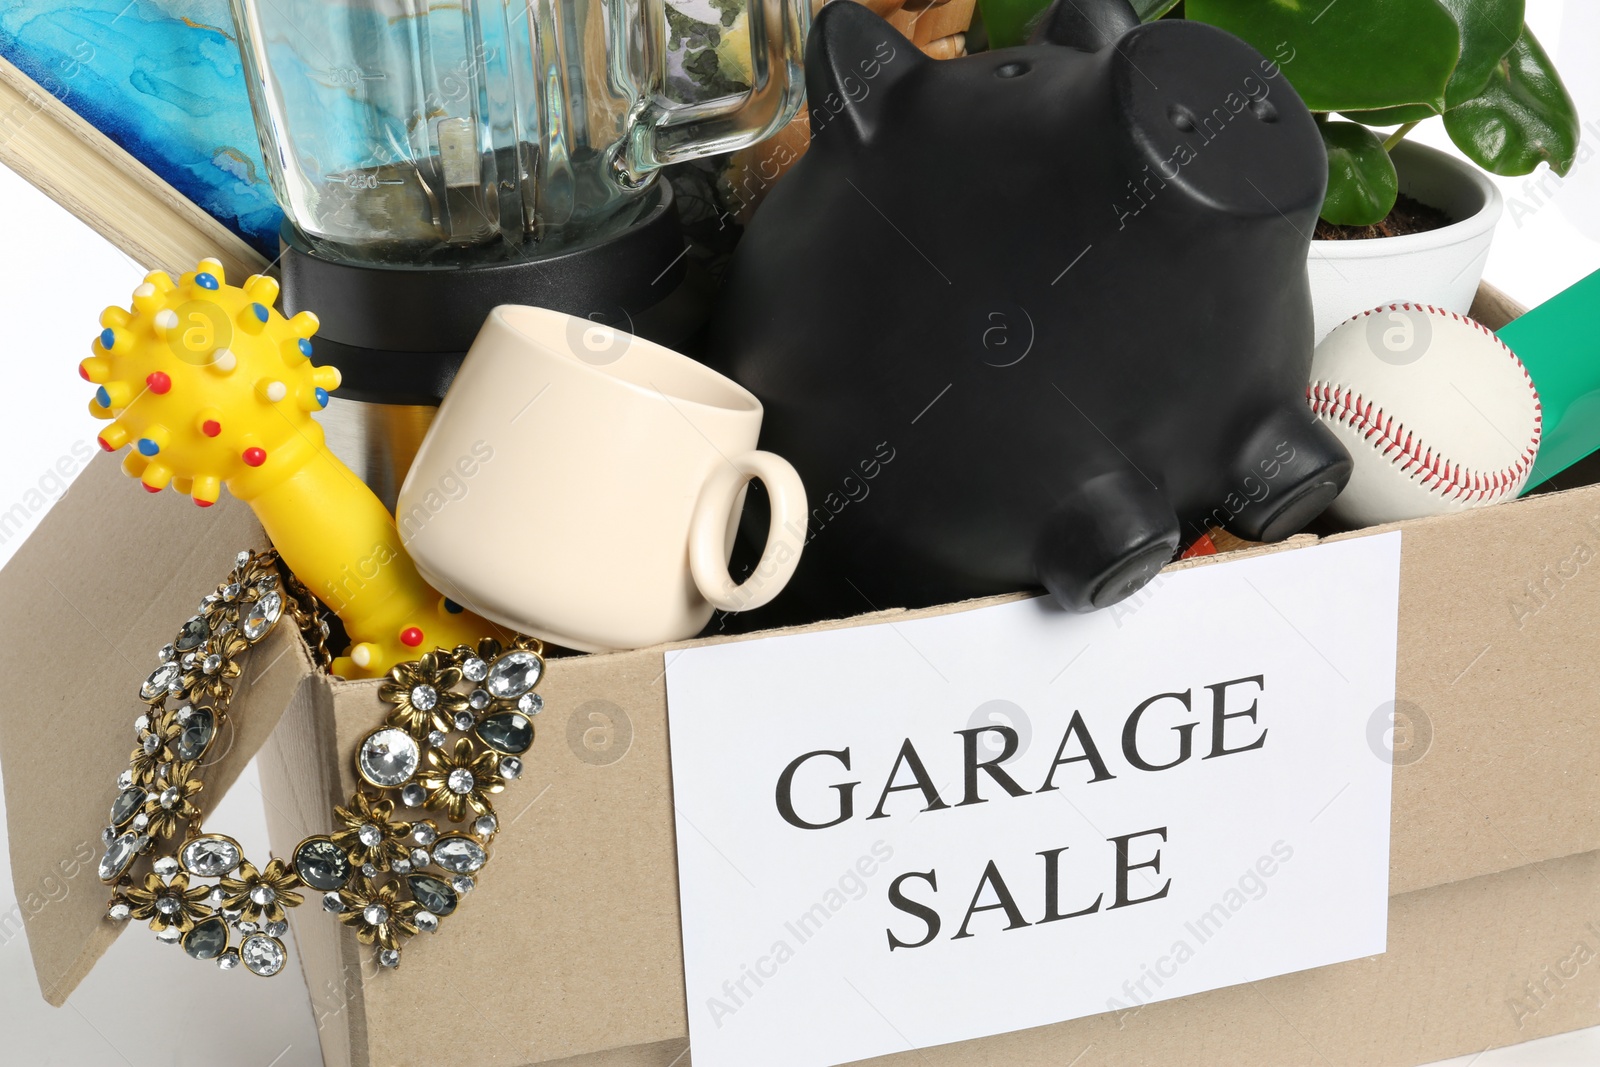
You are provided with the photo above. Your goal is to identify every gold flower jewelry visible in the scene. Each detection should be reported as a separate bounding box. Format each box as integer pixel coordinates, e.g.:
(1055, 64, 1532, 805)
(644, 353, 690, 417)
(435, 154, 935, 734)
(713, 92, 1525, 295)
(98, 550, 545, 975)
(336, 877, 421, 951)
(331, 792, 413, 873)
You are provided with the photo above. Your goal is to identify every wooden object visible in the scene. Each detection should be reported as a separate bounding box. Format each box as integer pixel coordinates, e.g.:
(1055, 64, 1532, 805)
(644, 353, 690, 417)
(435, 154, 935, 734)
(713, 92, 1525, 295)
(0, 55, 267, 279)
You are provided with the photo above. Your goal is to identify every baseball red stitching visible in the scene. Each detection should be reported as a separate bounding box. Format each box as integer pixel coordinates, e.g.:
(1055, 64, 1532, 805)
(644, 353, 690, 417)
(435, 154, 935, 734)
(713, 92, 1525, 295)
(1306, 304, 1542, 503)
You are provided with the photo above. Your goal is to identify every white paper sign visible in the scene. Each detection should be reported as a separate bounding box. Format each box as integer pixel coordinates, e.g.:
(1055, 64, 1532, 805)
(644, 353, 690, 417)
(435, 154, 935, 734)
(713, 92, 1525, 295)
(665, 533, 1401, 1067)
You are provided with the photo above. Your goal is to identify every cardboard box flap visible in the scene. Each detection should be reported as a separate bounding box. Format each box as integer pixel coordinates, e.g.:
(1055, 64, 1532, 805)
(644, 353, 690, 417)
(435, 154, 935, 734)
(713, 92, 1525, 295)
(0, 454, 318, 1004)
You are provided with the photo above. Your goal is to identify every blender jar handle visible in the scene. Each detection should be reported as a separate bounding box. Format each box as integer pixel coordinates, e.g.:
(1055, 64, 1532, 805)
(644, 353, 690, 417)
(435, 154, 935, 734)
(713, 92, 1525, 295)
(619, 0, 812, 180)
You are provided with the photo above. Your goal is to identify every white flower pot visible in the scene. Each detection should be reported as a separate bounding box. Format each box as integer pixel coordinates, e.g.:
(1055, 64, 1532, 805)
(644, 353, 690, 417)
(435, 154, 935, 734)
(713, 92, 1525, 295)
(1308, 140, 1503, 343)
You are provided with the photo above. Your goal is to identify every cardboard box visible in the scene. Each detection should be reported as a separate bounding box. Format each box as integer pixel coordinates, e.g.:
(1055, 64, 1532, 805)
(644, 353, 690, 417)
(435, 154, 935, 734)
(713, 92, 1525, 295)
(4, 292, 1599, 1067)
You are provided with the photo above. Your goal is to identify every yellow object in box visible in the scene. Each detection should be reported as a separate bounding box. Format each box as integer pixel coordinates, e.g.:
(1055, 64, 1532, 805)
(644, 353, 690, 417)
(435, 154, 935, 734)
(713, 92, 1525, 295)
(78, 257, 498, 677)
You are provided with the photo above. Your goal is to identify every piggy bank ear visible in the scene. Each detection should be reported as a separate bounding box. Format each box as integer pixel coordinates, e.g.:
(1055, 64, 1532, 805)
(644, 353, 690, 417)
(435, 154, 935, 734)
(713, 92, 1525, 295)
(1029, 0, 1139, 51)
(806, 0, 925, 149)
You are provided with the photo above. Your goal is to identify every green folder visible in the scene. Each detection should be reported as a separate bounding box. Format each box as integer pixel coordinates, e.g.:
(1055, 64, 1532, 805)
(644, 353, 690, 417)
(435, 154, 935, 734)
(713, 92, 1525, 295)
(1499, 268, 1600, 492)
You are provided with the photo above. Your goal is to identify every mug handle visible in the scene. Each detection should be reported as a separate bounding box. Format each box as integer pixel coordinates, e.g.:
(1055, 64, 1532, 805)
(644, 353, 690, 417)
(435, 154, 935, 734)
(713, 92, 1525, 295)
(688, 451, 807, 613)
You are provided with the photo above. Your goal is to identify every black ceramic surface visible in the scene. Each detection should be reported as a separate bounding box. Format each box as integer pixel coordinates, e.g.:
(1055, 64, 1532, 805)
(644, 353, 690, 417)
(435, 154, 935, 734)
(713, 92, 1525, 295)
(707, 0, 1353, 618)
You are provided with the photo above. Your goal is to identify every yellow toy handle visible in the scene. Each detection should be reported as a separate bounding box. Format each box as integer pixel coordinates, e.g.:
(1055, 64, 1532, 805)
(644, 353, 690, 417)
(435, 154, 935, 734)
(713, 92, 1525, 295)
(82, 258, 504, 677)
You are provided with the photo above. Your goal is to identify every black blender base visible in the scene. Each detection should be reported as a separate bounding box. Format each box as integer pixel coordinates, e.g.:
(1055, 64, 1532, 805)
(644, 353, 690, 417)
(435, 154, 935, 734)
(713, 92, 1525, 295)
(279, 182, 702, 405)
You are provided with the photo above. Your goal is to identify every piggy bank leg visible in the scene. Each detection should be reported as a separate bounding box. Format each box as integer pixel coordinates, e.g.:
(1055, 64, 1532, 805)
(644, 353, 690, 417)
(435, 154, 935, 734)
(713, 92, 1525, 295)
(1034, 469, 1180, 612)
(1222, 409, 1353, 543)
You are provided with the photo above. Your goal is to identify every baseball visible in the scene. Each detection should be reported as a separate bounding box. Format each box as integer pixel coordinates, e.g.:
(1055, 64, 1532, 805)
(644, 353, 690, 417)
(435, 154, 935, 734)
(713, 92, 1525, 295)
(1307, 303, 1542, 528)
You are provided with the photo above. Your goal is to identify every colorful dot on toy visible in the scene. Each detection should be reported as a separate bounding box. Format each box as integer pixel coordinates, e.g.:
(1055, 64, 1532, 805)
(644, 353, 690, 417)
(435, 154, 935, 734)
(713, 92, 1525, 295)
(137, 438, 160, 457)
(443, 598, 463, 614)
(195, 272, 220, 291)
(146, 371, 172, 395)
(100, 328, 116, 350)
(95, 386, 112, 408)
(211, 348, 238, 373)
(251, 303, 269, 323)
(260, 379, 288, 403)
(298, 338, 314, 358)
(201, 418, 222, 438)
(242, 447, 267, 467)
(314, 387, 329, 409)
(400, 627, 424, 648)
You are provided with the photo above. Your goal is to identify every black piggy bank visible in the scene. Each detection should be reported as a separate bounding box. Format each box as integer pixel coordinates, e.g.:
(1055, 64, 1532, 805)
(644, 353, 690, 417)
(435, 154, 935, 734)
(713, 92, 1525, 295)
(707, 0, 1352, 618)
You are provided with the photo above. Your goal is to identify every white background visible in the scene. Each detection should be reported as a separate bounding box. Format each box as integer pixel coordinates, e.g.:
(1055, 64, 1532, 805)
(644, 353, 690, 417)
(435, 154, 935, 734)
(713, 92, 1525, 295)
(1, 0, 1598, 1063)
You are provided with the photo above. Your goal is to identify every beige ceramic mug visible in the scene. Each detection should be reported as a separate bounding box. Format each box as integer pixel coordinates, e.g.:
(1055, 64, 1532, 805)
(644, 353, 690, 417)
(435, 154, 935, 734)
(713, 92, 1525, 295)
(397, 305, 807, 652)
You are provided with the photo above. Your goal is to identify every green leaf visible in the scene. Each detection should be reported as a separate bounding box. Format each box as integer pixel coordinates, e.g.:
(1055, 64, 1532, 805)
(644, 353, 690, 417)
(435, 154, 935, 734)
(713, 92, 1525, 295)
(976, 0, 1050, 49)
(1443, 27, 1580, 176)
(1436, 0, 1524, 109)
(1344, 104, 1439, 126)
(1185, 0, 1459, 113)
(1320, 121, 1400, 226)
(1133, 0, 1183, 19)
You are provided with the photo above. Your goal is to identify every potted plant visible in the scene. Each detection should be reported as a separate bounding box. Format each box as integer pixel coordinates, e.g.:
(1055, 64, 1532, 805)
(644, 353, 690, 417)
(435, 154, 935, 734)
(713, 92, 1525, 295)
(979, 0, 1580, 338)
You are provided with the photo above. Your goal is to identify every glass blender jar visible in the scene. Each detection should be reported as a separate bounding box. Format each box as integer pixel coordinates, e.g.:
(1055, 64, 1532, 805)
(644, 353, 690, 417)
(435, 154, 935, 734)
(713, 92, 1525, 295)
(229, 0, 808, 501)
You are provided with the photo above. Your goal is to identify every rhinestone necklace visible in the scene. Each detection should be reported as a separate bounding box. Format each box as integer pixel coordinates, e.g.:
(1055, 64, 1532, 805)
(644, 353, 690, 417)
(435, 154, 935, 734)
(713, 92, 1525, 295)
(99, 549, 544, 975)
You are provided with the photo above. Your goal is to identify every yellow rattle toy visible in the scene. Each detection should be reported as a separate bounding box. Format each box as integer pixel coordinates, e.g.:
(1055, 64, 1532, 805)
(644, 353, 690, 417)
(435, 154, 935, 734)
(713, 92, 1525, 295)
(82, 258, 502, 677)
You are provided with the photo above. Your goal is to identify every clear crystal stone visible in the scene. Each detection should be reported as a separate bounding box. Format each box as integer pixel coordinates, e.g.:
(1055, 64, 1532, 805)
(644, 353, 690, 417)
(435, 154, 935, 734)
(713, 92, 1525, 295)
(243, 590, 283, 641)
(432, 836, 488, 874)
(500, 757, 523, 779)
(474, 815, 497, 838)
(215, 620, 234, 636)
(378, 948, 401, 968)
(451, 875, 474, 894)
(240, 933, 286, 976)
(446, 768, 474, 794)
(107, 902, 131, 921)
(411, 822, 437, 846)
(323, 893, 344, 914)
(221, 907, 242, 922)
(131, 813, 149, 831)
(517, 693, 543, 715)
(486, 651, 541, 698)
(174, 705, 194, 724)
(427, 730, 447, 748)
(208, 888, 226, 908)
(153, 856, 179, 877)
(249, 884, 276, 906)
(363, 904, 388, 926)
(468, 689, 489, 710)
(181, 652, 199, 669)
(159, 787, 181, 809)
(236, 551, 251, 567)
(237, 920, 259, 934)
(410, 684, 438, 711)
(357, 823, 382, 848)
(141, 662, 181, 699)
(157, 644, 174, 663)
(134, 714, 151, 734)
(415, 910, 438, 933)
(117, 770, 134, 790)
(142, 734, 161, 755)
(265, 920, 288, 937)
(101, 826, 115, 845)
(453, 711, 475, 732)
(461, 657, 487, 682)
(401, 784, 427, 808)
(223, 582, 241, 601)
(217, 949, 240, 970)
(202, 653, 222, 675)
(357, 728, 420, 788)
(155, 895, 181, 915)
(361, 863, 377, 878)
(181, 836, 242, 878)
(391, 857, 411, 874)
(410, 847, 431, 868)
(155, 926, 182, 944)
